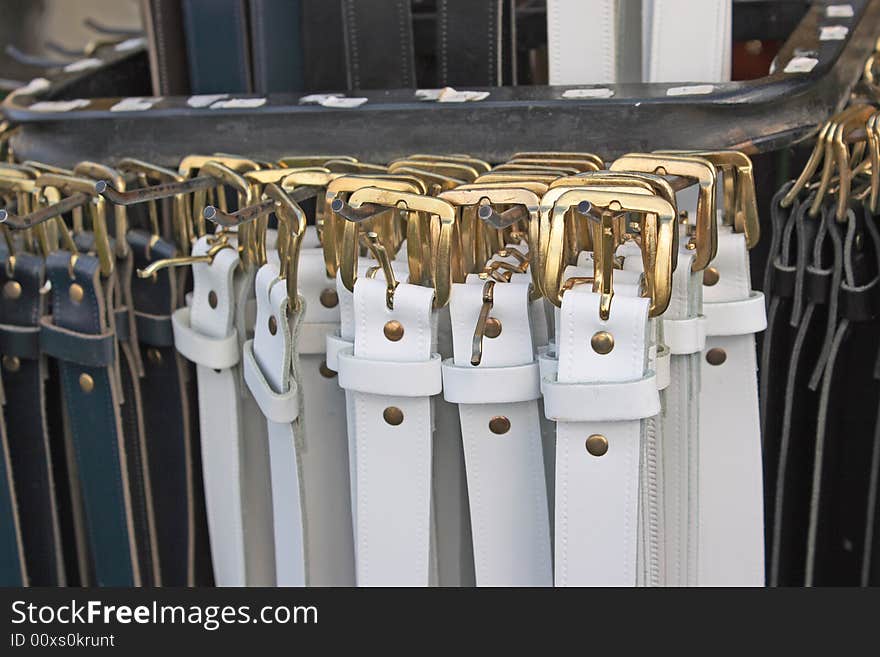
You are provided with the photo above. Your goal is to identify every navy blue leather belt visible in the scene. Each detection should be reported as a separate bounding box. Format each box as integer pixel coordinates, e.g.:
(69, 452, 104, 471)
(0, 250, 67, 585)
(129, 229, 202, 586)
(42, 251, 147, 586)
(0, 396, 26, 586)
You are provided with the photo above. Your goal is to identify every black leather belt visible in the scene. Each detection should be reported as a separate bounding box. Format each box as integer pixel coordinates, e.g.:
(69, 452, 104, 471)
(143, 0, 191, 95)
(342, 0, 416, 89)
(437, 0, 504, 86)
(302, 0, 347, 91)
(0, 250, 67, 585)
(769, 196, 839, 586)
(761, 184, 799, 565)
(807, 204, 880, 586)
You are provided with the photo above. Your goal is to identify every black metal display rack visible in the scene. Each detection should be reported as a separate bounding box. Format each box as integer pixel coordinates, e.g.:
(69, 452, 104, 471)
(1, 0, 879, 167)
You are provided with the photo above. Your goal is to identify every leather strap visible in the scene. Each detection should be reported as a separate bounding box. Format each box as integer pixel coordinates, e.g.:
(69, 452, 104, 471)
(44, 252, 140, 586)
(0, 251, 66, 585)
(301, 0, 348, 91)
(173, 237, 274, 586)
(181, 0, 252, 93)
(249, 0, 304, 93)
(129, 230, 199, 586)
(437, 0, 503, 86)
(643, 0, 732, 82)
(243, 264, 306, 586)
(547, 0, 641, 85)
(760, 187, 799, 558)
(545, 286, 656, 586)
(628, 247, 703, 586)
(807, 206, 880, 586)
(142, 0, 191, 95)
(0, 376, 26, 586)
(699, 225, 766, 586)
(768, 197, 833, 586)
(342, 0, 416, 89)
(339, 278, 438, 585)
(443, 280, 552, 586)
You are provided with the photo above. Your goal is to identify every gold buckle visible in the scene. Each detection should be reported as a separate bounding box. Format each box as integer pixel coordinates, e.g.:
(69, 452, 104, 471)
(544, 188, 676, 318)
(610, 153, 718, 271)
(341, 187, 457, 308)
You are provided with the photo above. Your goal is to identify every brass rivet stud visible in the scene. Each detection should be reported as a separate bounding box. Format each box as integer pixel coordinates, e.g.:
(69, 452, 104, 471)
(591, 331, 614, 355)
(319, 360, 337, 378)
(686, 240, 696, 251)
(3, 281, 21, 300)
(384, 320, 404, 341)
(79, 373, 95, 393)
(706, 347, 727, 366)
(703, 267, 720, 286)
(268, 315, 278, 335)
(2, 355, 19, 372)
(586, 434, 609, 457)
(489, 416, 511, 434)
(319, 288, 339, 308)
(208, 290, 218, 309)
(484, 317, 502, 339)
(69, 283, 84, 304)
(146, 348, 162, 365)
(383, 406, 404, 425)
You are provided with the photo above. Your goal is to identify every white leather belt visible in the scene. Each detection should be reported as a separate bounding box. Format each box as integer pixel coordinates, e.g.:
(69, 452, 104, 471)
(338, 277, 440, 586)
(544, 285, 658, 586)
(172, 236, 274, 586)
(547, 0, 623, 85)
(242, 264, 306, 587)
(698, 225, 767, 586)
(290, 233, 355, 586)
(443, 280, 552, 586)
(643, 0, 732, 82)
(329, 258, 412, 565)
(637, 248, 704, 586)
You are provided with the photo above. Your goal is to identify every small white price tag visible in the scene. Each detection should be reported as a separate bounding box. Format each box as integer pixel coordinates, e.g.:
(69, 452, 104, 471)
(783, 56, 819, 73)
(666, 84, 715, 96)
(415, 88, 443, 100)
(437, 87, 490, 102)
(63, 58, 102, 73)
(210, 97, 267, 109)
(114, 37, 147, 52)
(28, 99, 90, 112)
(16, 77, 50, 95)
(299, 93, 344, 104)
(111, 97, 161, 112)
(562, 87, 614, 99)
(819, 25, 849, 40)
(826, 4, 854, 18)
(187, 94, 228, 108)
(318, 96, 368, 108)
